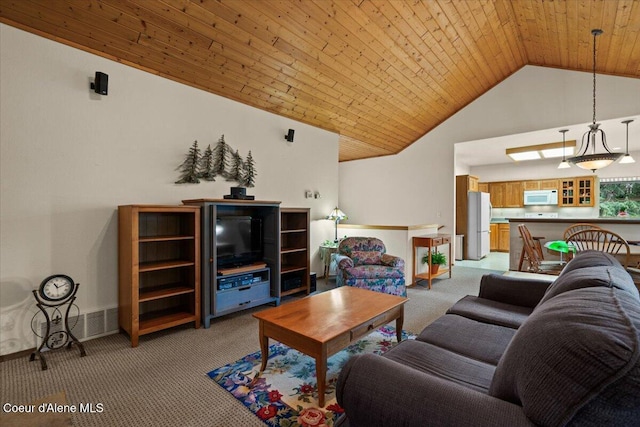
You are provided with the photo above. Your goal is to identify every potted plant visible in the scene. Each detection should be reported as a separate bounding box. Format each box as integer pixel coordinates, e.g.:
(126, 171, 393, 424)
(422, 251, 447, 274)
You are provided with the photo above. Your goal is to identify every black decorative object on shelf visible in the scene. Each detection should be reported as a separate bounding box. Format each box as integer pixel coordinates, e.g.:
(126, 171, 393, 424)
(223, 186, 255, 200)
(30, 274, 86, 370)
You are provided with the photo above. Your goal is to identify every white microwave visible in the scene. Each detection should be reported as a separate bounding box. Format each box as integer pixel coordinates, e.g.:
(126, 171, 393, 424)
(523, 190, 558, 205)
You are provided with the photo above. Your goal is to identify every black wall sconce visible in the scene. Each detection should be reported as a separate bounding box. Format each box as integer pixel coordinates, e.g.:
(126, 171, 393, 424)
(90, 71, 108, 95)
(284, 129, 295, 142)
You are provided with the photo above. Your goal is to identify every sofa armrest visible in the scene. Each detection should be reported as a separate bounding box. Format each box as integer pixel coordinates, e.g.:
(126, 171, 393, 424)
(380, 254, 404, 269)
(337, 354, 534, 427)
(478, 274, 552, 308)
(335, 254, 354, 270)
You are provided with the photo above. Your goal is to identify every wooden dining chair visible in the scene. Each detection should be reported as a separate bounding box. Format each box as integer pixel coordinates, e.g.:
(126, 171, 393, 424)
(563, 223, 602, 240)
(517, 224, 564, 275)
(565, 229, 630, 268)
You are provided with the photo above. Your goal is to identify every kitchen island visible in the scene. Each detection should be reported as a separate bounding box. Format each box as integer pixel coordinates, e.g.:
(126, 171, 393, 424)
(508, 218, 640, 270)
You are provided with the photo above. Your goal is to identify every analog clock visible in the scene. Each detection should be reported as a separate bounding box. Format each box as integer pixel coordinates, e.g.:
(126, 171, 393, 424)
(38, 274, 75, 302)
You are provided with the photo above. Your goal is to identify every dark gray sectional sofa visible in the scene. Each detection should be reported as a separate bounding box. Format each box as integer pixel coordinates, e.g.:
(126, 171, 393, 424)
(335, 251, 640, 427)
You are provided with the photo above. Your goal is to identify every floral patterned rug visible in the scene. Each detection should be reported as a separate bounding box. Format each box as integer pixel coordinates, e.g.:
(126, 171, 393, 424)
(207, 325, 415, 426)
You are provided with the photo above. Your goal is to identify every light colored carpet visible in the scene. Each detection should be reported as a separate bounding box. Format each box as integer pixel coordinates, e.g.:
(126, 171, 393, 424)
(0, 266, 493, 426)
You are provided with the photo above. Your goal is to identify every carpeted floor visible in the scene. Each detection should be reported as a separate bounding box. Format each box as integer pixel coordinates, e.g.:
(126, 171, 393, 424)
(0, 266, 496, 426)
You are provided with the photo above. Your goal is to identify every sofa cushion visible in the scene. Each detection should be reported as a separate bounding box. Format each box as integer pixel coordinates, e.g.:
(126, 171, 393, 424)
(560, 249, 621, 274)
(417, 314, 516, 365)
(350, 250, 382, 266)
(538, 265, 639, 306)
(342, 265, 404, 280)
(489, 287, 640, 427)
(447, 295, 533, 329)
(383, 339, 495, 393)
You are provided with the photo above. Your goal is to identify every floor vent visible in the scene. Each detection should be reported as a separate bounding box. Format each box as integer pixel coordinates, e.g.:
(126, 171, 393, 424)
(86, 310, 105, 337)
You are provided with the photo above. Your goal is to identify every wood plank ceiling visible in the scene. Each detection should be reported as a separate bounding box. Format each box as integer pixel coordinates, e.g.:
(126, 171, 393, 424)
(1, 0, 639, 162)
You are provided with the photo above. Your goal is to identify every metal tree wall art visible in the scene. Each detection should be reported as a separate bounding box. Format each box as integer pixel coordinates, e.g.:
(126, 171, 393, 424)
(226, 149, 244, 182)
(175, 135, 258, 187)
(213, 134, 231, 178)
(175, 140, 201, 184)
(199, 144, 216, 181)
(242, 151, 256, 188)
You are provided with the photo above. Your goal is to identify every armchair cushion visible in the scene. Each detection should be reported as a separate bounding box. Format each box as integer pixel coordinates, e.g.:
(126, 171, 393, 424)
(351, 250, 382, 266)
(381, 253, 404, 269)
(342, 265, 404, 280)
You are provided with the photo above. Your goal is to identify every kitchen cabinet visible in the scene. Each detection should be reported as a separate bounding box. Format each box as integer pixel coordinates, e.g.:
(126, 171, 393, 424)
(541, 179, 558, 190)
(505, 182, 523, 207)
(560, 177, 595, 207)
(498, 224, 510, 252)
(523, 179, 558, 191)
(489, 183, 505, 207)
(490, 223, 499, 251)
(490, 223, 509, 252)
(468, 175, 479, 192)
(478, 182, 489, 192)
(455, 175, 480, 259)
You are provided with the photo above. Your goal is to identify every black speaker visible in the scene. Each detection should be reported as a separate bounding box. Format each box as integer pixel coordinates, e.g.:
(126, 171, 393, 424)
(92, 71, 108, 95)
(309, 272, 317, 293)
(284, 129, 295, 142)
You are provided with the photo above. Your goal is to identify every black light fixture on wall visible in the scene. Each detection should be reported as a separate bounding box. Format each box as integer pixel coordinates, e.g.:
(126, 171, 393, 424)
(284, 129, 295, 142)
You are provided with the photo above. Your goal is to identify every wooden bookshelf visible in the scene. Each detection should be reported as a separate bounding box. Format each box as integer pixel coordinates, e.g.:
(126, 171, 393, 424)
(118, 205, 201, 347)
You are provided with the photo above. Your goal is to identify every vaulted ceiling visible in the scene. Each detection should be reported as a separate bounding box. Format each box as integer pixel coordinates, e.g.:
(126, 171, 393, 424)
(1, 0, 639, 161)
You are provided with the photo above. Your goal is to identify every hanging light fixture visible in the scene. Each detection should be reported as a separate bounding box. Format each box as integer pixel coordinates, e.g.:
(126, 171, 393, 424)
(557, 129, 571, 169)
(619, 119, 636, 164)
(568, 29, 622, 172)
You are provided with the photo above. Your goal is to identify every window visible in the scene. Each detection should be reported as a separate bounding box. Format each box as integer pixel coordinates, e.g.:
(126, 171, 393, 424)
(599, 177, 640, 218)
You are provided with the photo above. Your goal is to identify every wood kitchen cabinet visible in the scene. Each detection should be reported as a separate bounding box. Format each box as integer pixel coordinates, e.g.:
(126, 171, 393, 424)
(498, 224, 510, 252)
(490, 223, 509, 252)
(455, 175, 480, 260)
(478, 182, 489, 192)
(489, 183, 505, 207)
(523, 179, 558, 191)
(504, 182, 523, 207)
(490, 223, 499, 251)
(560, 177, 595, 207)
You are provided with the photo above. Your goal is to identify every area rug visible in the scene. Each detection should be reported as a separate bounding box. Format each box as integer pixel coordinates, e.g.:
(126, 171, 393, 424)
(207, 325, 415, 426)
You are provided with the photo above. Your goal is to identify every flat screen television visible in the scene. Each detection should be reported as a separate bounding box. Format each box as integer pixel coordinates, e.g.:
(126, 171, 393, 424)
(215, 216, 263, 269)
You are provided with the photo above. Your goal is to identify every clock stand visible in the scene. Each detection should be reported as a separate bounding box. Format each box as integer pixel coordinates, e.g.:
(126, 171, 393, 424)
(30, 284, 86, 370)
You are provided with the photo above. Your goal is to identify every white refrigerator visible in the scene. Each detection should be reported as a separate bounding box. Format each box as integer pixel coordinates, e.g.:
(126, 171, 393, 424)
(467, 191, 491, 260)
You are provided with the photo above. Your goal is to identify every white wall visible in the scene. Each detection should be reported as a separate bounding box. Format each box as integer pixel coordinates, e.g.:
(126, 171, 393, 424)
(0, 25, 339, 355)
(339, 66, 640, 234)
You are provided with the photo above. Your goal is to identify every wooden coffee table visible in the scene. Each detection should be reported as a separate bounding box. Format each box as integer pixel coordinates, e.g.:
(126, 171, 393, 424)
(253, 286, 407, 407)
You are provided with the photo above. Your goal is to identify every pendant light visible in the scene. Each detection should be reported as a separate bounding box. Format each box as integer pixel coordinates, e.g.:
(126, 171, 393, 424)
(619, 119, 636, 164)
(557, 129, 571, 169)
(568, 29, 622, 172)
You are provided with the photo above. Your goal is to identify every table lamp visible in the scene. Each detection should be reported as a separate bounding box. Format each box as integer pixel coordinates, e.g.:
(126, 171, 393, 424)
(327, 207, 348, 242)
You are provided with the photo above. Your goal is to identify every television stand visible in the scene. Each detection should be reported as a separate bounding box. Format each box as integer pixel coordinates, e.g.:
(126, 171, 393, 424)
(218, 262, 267, 276)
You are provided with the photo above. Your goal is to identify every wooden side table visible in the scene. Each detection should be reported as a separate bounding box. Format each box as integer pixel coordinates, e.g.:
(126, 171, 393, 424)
(319, 244, 338, 278)
(412, 234, 452, 289)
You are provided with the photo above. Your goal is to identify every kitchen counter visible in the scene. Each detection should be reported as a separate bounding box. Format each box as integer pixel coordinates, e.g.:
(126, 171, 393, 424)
(506, 217, 640, 224)
(506, 218, 640, 270)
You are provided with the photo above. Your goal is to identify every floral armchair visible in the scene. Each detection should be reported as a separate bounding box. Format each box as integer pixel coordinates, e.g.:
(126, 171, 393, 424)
(335, 237, 406, 297)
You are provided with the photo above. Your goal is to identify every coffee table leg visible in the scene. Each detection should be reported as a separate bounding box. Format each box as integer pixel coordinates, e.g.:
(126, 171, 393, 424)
(396, 308, 404, 342)
(316, 347, 328, 407)
(259, 322, 269, 371)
